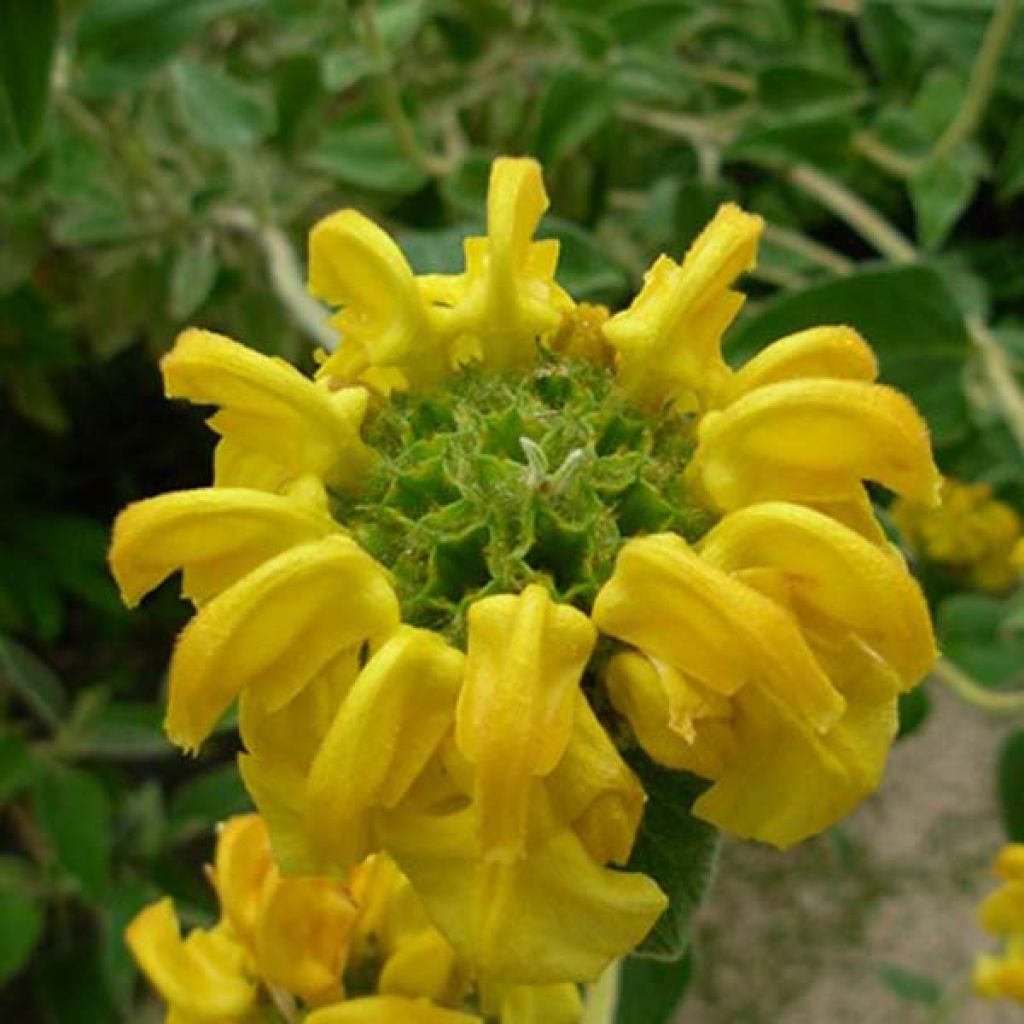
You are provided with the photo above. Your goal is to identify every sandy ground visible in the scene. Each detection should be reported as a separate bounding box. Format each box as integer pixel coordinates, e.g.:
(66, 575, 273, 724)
(677, 685, 1022, 1024)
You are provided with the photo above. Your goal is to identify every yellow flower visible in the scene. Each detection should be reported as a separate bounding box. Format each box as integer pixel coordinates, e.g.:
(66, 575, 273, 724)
(310, 157, 571, 392)
(163, 328, 372, 490)
(305, 998, 482, 1023)
(111, 155, 940, 992)
(212, 815, 356, 1005)
(129, 814, 592, 1022)
(975, 844, 1024, 1004)
(596, 502, 934, 847)
(126, 899, 257, 1024)
(603, 204, 762, 410)
(686, 325, 941, 529)
(894, 478, 1023, 593)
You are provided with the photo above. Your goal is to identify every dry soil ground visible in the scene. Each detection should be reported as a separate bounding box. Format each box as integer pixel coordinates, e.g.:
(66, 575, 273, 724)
(677, 685, 1022, 1024)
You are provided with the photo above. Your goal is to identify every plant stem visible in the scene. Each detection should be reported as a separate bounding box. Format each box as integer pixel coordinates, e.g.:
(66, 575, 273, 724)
(933, 657, 1024, 714)
(358, 1, 453, 178)
(783, 163, 917, 263)
(763, 223, 855, 275)
(932, 0, 1019, 162)
(213, 207, 338, 351)
(582, 961, 621, 1024)
(966, 314, 1024, 456)
(851, 130, 923, 179)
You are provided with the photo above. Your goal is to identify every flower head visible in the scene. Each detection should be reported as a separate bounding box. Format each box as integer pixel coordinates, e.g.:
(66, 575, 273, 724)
(111, 156, 939, 993)
(894, 477, 1023, 593)
(974, 844, 1024, 1003)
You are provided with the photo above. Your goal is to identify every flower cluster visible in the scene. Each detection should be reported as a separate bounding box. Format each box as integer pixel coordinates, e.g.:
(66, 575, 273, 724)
(893, 477, 1023, 594)
(110, 156, 939, 995)
(127, 814, 581, 1023)
(974, 843, 1024, 1003)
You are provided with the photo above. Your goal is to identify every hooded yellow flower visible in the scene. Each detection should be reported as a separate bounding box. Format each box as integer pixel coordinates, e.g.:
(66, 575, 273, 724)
(111, 155, 939, 992)
(128, 814, 583, 1022)
(975, 844, 1024, 1003)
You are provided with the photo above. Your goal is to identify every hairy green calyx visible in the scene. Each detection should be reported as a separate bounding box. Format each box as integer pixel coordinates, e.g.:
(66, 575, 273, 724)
(332, 355, 713, 641)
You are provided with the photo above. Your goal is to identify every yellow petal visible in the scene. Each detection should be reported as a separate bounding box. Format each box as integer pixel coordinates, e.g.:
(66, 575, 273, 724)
(306, 997, 482, 1024)
(162, 329, 371, 489)
(378, 928, 464, 1005)
(237, 753, 313, 876)
(974, 952, 1024, 1001)
(108, 483, 337, 607)
(239, 646, 361, 776)
(479, 981, 584, 1024)
(125, 899, 256, 1020)
(545, 693, 646, 865)
(605, 652, 737, 779)
(305, 627, 465, 870)
(166, 535, 399, 751)
(211, 814, 274, 945)
(603, 204, 763, 409)
(254, 874, 355, 1004)
(698, 502, 936, 688)
(456, 585, 597, 862)
(381, 806, 666, 984)
(721, 325, 878, 404)
(978, 882, 1024, 936)
(309, 210, 449, 388)
(446, 158, 568, 370)
(689, 378, 941, 510)
(690, 678, 892, 848)
(592, 533, 843, 731)
(996, 845, 1024, 882)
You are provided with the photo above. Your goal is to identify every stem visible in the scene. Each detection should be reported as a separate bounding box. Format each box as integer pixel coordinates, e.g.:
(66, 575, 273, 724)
(783, 163, 917, 264)
(358, 1, 452, 178)
(582, 961, 621, 1024)
(213, 208, 338, 352)
(852, 130, 923, 179)
(763, 223, 855, 275)
(268, 987, 298, 1023)
(966, 314, 1024, 456)
(933, 657, 1024, 714)
(932, 0, 1019, 162)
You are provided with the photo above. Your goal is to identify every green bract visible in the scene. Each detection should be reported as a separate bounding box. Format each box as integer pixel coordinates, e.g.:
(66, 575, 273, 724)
(333, 354, 714, 640)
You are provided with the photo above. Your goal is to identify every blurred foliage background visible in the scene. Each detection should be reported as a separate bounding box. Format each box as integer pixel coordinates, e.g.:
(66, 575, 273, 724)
(1, 0, 1023, 1021)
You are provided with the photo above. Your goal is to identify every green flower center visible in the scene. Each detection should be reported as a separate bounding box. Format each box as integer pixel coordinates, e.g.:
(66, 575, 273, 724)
(332, 354, 714, 641)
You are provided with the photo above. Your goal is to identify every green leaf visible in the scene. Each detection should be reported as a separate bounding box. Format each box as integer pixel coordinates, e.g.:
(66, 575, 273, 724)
(0, 633, 67, 728)
(168, 763, 251, 842)
(0, 0, 58, 149)
(896, 687, 932, 740)
(616, 950, 694, 1024)
(34, 942, 114, 1024)
(623, 751, 719, 959)
(307, 114, 428, 195)
(75, 0, 263, 95)
(937, 593, 1024, 688)
(321, 49, 374, 93)
(0, 857, 45, 986)
(33, 764, 112, 902)
(998, 115, 1024, 202)
(910, 154, 978, 249)
(730, 265, 972, 448)
(999, 730, 1024, 842)
(543, 217, 631, 302)
(172, 59, 275, 149)
(76, 702, 174, 760)
(534, 68, 611, 166)
(102, 878, 156, 1010)
(0, 731, 37, 805)
(878, 963, 942, 1005)
(169, 234, 218, 320)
